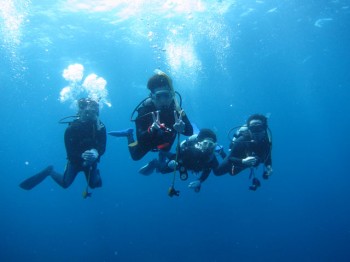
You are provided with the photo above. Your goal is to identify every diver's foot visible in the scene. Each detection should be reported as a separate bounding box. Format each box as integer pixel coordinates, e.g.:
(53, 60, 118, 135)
(138, 159, 159, 175)
(253, 178, 261, 187)
(19, 165, 54, 190)
(249, 185, 258, 191)
(108, 128, 133, 138)
(249, 178, 261, 191)
(262, 172, 270, 180)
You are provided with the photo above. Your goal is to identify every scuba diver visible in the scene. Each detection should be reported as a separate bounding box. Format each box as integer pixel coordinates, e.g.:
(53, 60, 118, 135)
(109, 70, 193, 174)
(19, 98, 106, 197)
(214, 114, 273, 191)
(158, 129, 225, 193)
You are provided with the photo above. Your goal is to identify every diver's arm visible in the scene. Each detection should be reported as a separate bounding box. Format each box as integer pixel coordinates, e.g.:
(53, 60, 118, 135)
(96, 123, 107, 159)
(64, 125, 81, 163)
(215, 144, 227, 159)
(181, 112, 193, 136)
(213, 155, 232, 176)
(228, 136, 248, 165)
(199, 168, 211, 183)
(229, 156, 244, 165)
(136, 119, 156, 143)
(135, 106, 157, 142)
(64, 127, 73, 158)
(264, 142, 272, 167)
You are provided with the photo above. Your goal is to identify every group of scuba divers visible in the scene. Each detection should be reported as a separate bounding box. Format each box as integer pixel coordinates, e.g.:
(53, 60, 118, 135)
(19, 70, 273, 198)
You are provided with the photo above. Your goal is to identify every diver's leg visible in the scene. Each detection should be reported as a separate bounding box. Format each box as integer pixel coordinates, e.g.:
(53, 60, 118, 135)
(214, 155, 246, 176)
(213, 157, 233, 176)
(109, 129, 136, 158)
(19, 165, 54, 190)
(156, 150, 171, 173)
(50, 162, 79, 189)
(86, 167, 102, 189)
(249, 177, 261, 191)
(138, 158, 159, 175)
(139, 149, 173, 175)
(126, 131, 135, 145)
(231, 166, 245, 176)
(128, 142, 149, 161)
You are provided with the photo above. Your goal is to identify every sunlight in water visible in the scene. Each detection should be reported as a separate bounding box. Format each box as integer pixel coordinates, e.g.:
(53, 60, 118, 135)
(0, 0, 28, 45)
(0, 0, 30, 75)
(61, 0, 234, 83)
(0, 0, 234, 85)
(165, 35, 202, 78)
(63, 0, 206, 17)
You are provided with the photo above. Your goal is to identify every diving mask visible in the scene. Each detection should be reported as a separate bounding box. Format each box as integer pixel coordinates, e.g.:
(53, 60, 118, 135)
(196, 138, 217, 153)
(152, 88, 173, 108)
(78, 98, 99, 121)
(248, 120, 265, 133)
(78, 98, 99, 114)
(154, 90, 172, 100)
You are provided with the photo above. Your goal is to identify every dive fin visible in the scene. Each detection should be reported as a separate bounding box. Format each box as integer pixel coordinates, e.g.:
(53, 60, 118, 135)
(138, 159, 158, 175)
(108, 128, 133, 137)
(19, 165, 53, 190)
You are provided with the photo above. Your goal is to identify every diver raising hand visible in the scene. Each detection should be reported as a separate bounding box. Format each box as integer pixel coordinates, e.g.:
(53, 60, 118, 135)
(108, 71, 193, 178)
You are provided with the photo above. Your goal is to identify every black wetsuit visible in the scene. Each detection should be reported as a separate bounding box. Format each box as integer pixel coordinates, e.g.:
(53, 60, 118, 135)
(214, 131, 272, 176)
(129, 98, 193, 160)
(160, 138, 219, 183)
(51, 119, 107, 188)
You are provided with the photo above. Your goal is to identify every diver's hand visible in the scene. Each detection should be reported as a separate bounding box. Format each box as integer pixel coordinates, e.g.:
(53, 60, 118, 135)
(82, 149, 99, 166)
(167, 160, 178, 170)
(149, 121, 162, 133)
(149, 111, 168, 134)
(215, 145, 226, 158)
(242, 156, 257, 166)
(173, 111, 185, 133)
(263, 165, 273, 179)
(188, 180, 201, 193)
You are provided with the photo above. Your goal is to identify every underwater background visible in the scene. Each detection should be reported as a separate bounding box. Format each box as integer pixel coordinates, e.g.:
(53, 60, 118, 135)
(1, 0, 350, 261)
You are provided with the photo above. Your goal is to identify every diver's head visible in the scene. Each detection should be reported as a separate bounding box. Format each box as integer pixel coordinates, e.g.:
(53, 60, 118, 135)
(148, 74, 174, 109)
(77, 98, 99, 122)
(195, 129, 217, 154)
(247, 114, 267, 133)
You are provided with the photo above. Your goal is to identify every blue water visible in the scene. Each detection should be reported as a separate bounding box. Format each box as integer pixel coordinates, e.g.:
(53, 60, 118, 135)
(1, 0, 350, 261)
